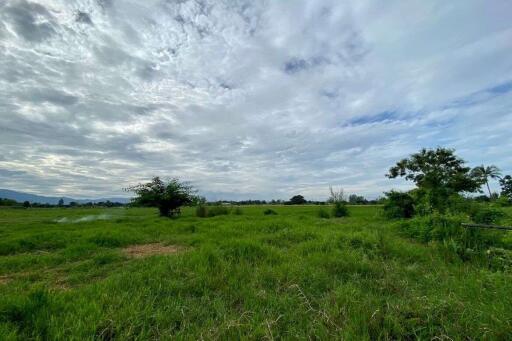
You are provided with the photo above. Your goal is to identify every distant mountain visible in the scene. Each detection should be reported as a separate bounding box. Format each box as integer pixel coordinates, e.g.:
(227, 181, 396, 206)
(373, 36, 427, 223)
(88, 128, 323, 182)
(0, 189, 131, 205)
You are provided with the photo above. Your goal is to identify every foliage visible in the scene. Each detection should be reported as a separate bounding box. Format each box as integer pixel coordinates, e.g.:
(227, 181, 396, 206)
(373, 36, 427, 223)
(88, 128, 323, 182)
(470, 206, 506, 225)
(317, 208, 330, 218)
(232, 207, 243, 215)
(470, 165, 501, 198)
(500, 175, 512, 202)
(332, 202, 349, 217)
(387, 148, 481, 212)
(327, 186, 349, 217)
(288, 195, 306, 205)
(126, 177, 196, 217)
(22, 201, 30, 208)
(383, 191, 415, 219)
(196, 205, 233, 218)
(486, 247, 512, 272)
(348, 194, 367, 204)
(196, 205, 208, 218)
(207, 206, 229, 217)
(399, 212, 466, 243)
(327, 186, 345, 203)
(0, 198, 19, 206)
(263, 208, 277, 215)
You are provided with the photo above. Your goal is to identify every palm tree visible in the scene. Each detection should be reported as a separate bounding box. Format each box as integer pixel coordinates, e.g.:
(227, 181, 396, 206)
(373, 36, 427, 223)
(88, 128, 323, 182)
(471, 165, 501, 198)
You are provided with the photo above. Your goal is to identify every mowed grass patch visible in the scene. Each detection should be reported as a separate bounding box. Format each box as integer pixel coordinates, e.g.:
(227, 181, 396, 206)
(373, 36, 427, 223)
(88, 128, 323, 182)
(0, 206, 511, 339)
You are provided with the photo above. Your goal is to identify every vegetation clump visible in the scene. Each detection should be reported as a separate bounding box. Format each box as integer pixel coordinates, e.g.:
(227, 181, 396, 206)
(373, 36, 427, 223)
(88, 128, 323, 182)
(500, 175, 512, 204)
(383, 191, 415, 219)
(263, 208, 277, 215)
(207, 206, 230, 217)
(328, 186, 349, 217)
(126, 177, 196, 217)
(196, 205, 208, 218)
(317, 208, 330, 218)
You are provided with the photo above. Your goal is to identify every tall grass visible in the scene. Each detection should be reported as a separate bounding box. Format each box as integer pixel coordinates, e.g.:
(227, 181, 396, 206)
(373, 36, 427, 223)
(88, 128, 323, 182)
(0, 206, 511, 339)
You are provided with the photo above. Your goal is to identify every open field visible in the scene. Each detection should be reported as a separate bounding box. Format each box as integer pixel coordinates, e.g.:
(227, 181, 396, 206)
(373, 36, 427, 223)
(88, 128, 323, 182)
(1, 206, 512, 340)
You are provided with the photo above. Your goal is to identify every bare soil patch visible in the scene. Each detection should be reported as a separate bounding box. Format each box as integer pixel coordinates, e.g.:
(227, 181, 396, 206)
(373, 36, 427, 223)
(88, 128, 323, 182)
(123, 243, 184, 258)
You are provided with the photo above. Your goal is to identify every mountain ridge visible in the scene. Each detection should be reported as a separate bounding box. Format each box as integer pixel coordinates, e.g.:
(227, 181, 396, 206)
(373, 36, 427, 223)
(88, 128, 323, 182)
(0, 189, 130, 205)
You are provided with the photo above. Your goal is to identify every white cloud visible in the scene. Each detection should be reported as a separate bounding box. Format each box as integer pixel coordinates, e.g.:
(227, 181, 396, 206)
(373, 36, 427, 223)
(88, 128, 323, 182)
(0, 0, 511, 200)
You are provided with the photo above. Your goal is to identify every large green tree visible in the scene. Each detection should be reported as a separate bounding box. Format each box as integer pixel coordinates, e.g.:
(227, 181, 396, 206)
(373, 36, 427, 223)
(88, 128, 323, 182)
(386, 147, 480, 211)
(127, 177, 197, 217)
(470, 165, 501, 198)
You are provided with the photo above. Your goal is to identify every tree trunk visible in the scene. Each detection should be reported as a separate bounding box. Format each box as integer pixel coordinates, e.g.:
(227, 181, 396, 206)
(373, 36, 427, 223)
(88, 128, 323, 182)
(486, 180, 492, 199)
(158, 206, 171, 217)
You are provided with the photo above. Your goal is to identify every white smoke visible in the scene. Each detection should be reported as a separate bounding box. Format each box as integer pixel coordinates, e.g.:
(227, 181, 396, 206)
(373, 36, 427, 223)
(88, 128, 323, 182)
(55, 214, 112, 223)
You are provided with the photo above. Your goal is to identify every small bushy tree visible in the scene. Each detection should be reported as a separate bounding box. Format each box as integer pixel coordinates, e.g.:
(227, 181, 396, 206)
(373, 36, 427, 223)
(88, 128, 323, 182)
(263, 209, 277, 215)
(127, 177, 196, 217)
(387, 147, 480, 212)
(328, 186, 349, 217)
(288, 195, 306, 205)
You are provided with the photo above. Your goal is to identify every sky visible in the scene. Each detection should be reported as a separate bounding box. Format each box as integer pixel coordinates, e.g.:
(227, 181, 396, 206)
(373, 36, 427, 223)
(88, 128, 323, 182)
(0, 0, 511, 201)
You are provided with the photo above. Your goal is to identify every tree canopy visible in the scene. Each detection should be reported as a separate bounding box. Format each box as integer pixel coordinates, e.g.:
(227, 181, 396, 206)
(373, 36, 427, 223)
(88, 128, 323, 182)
(288, 195, 306, 205)
(386, 147, 480, 211)
(127, 177, 197, 217)
(470, 165, 501, 198)
(500, 175, 512, 202)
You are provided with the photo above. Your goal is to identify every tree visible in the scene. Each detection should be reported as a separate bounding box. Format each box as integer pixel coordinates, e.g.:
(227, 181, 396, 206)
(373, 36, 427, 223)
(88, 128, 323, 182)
(126, 177, 197, 217)
(471, 165, 501, 198)
(500, 175, 512, 201)
(386, 147, 480, 212)
(58, 198, 64, 206)
(288, 195, 306, 205)
(327, 186, 345, 203)
(348, 194, 367, 204)
(328, 186, 349, 217)
(23, 200, 31, 208)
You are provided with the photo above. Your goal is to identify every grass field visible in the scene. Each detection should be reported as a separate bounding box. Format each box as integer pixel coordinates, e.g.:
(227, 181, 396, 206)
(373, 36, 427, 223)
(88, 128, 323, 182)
(1, 205, 512, 340)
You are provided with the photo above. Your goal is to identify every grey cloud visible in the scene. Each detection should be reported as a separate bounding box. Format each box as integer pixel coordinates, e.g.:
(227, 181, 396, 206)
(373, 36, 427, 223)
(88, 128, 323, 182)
(2, 0, 56, 42)
(21, 88, 79, 106)
(76, 11, 93, 25)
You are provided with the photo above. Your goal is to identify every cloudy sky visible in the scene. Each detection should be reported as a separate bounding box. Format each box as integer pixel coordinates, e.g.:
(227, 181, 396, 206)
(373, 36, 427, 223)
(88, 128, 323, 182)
(0, 0, 511, 200)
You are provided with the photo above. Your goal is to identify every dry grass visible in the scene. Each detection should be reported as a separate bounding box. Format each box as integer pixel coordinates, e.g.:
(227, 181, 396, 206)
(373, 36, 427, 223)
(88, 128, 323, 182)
(122, 243, 184, 258)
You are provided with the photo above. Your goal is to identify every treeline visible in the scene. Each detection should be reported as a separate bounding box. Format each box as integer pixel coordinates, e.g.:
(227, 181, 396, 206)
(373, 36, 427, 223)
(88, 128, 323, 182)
(0, 198, 126, 208)
(199, 196, 384, 206)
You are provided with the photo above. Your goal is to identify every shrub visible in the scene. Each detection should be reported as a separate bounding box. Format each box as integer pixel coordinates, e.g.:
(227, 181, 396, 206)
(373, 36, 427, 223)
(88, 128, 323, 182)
(383, 191, 415, 219)
(332, 202, 349, 217)
(207, 206, 229, 217)
(486, 247, 512, 272)
(470, 206, 506, 224)
(317, 208, 330, 219)
(232, 207, 243, 215)
(263, 209, 277, 215)
(196, 205, 207, 218)
(496, 195, 511, 207)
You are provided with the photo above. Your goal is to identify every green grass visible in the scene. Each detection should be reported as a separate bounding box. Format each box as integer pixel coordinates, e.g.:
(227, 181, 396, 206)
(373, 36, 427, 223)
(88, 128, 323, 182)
(1, 205, 511, 339)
